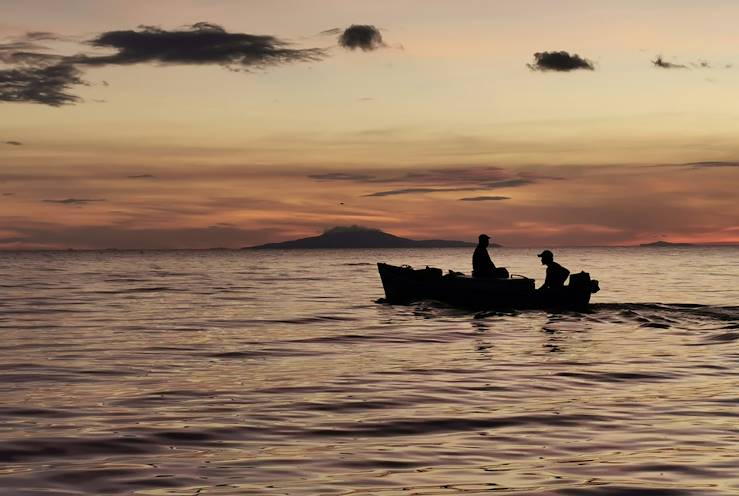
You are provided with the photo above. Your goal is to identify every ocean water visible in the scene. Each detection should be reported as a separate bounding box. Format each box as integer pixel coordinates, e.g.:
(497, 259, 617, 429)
(0, 247, 737, 496)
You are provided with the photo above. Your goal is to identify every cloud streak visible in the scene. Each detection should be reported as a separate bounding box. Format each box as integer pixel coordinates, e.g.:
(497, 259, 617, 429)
(684, 161, 739, 169)
(459, 196, 510, 201)
(309, 172, 376, 182)
(362, 177, 535, 197)
(310, 166, 538, 197)
(528, 51, 595, 72)
(42, 198, 106, 205)
(4, 141, 22, 146)
(309, 166, 510, 185)
(364, 187, 473, 197)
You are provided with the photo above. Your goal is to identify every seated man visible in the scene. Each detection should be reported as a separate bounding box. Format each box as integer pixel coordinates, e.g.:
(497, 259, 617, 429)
(537, 250, 570, 290)
(472, 234, 508, 278)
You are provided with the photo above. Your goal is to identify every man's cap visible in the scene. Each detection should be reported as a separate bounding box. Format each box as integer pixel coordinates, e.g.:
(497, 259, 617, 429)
(478, 233, 490, 241)
(537, 249, 553, 259)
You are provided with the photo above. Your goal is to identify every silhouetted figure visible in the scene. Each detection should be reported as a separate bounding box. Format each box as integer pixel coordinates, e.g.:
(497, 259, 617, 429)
(537, 250, 570, 290)
(473, 234, 508, 278)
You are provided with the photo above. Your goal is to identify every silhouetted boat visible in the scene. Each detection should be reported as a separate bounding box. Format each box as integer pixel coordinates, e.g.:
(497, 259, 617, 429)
(377, 263, 599, 309)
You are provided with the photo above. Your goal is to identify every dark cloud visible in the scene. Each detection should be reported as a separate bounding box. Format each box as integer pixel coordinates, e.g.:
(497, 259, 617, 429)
(42, 198, 106, 205)
(459, 196, 510, 202)
(127, 174, 158, 179)
(78, 23, 325, 68)
(528, 51, 595, 72)
(2, 193, 14, 196)
(1, 23, 325, 106)
(338, 25, 384, 51)
(0, 62, 85, 106)
(4, 141, 22, 146)
(652, 56, 687, 69)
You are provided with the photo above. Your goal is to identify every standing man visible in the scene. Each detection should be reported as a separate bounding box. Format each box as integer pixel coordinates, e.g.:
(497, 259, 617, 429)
(473, 234, 508, 278)
(537, 250, 570, 290)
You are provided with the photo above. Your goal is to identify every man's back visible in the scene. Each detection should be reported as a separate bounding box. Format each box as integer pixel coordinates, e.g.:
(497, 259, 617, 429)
(545, 261, 570, 288)
(472, 244, 496, 277)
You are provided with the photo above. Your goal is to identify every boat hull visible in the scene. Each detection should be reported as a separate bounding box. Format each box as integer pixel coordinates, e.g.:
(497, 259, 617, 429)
(377, 263, 595, 310)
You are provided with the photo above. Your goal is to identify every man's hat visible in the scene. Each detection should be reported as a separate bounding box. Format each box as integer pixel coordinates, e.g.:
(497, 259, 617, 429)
(478, 233, 490, 242)
(537, 249, 553, 259)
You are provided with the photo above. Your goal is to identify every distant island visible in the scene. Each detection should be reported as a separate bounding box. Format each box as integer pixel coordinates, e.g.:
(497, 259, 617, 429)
(247, 226, 489, 249)
(639, 241, 695, 247)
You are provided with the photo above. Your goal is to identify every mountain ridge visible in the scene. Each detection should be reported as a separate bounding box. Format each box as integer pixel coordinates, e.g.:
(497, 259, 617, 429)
(246, 225, 493, 249)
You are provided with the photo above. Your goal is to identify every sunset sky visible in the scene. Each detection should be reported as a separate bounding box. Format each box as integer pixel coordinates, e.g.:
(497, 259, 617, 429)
(2, 0, 738, 249)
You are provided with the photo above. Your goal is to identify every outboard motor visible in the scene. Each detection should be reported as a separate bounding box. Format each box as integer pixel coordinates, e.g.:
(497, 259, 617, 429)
(570, 271, 600, 294)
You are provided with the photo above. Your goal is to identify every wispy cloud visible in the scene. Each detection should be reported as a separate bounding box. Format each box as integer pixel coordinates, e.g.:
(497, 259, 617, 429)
(683, 161, 739, 168)
(319, 28, 342, 36)
(527, 51, 595, 72)
(651, 55, 733, 70)
(652, 55, 688, 69)
(362, 177, 535, 197)
(484, 179, 533, 189)
(310, 166, 539, 197)
(4, 140, 22, 146)
(127, 174, 158, 179)
(0, 62, 85, 106)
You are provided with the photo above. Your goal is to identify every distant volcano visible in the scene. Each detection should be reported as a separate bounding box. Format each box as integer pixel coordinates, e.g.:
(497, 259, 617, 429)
(247, 226, 489, 249)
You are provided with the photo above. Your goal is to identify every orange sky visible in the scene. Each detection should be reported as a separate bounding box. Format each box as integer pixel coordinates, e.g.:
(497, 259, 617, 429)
(2, 0, 738, 248)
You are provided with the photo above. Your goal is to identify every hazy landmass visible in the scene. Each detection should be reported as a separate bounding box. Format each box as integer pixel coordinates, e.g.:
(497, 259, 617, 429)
(247, 226, 487, 249)
(639, 241, 695, 247)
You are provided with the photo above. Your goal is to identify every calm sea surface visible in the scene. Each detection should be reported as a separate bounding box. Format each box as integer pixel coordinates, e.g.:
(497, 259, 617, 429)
(1, 247, 738, 495)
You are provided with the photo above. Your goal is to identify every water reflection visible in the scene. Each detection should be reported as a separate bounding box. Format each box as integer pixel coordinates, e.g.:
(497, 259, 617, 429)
(0, 249, 737, 495)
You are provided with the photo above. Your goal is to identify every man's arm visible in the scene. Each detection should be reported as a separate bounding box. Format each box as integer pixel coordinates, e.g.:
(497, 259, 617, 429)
(539, 267, 552, 290)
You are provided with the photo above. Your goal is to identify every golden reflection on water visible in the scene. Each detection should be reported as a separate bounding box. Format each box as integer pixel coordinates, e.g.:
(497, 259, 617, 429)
(0, 248, 737, 495)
